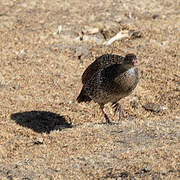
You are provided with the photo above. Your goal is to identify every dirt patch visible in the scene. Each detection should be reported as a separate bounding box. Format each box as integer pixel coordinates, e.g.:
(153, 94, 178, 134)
(0, 0, 179, 179)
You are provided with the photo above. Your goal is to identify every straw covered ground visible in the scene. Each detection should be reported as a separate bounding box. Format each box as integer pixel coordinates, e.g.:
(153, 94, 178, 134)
(0, 0, 179, 179)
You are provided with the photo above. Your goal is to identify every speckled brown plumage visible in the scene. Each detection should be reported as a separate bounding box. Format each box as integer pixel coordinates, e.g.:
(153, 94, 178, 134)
(77, 54, 139, 123)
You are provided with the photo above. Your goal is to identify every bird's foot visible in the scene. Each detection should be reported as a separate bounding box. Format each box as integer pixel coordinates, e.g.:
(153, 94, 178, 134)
(104, 114, 111, 124)
(112, 103, 124, 121)
(104, 113, 120, 125)
(100, 105, 112, 124)
(100, 105, 120, 125)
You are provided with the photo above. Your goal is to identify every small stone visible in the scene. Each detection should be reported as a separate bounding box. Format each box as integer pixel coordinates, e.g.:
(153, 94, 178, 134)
(33, 138, 43, 145)
(144, 165, 152, 172)
(152, 14, 159, 19)
(82, 34, 104, 44)
(58, 25, 62, 33)
(0, 73, 6, 84)
(143, 103, 163, 113)
(82, 27, 99, 34)
(119, 171, 130, 178)
(22, 177, 33, 180)
(114, 15, 123, 23)
(0, 84, 4, 88)
(129, 176, 136, 180)
(7, 175, 13, 180)
(12, 84, 18, 90)
(75, 45, 90, 58)
(6, 170, 13, 175)
(135, 165, 152, 174)
(100, 30, 111, 40)
(55, 74, 61, 77)
(130, 30, 142, 39)
(130, 99, 138, 109)
(58, 31, 79, 41)
(117, 178, 122, 180)
(53, 25, 62, 35)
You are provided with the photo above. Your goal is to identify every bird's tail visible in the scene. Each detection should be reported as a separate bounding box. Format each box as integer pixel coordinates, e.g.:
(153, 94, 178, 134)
(77, 89, 91, 103)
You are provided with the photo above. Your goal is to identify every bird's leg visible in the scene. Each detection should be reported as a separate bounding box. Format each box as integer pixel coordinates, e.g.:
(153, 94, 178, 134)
(112, 102, 124, 120)
(100, 105, 111, 124)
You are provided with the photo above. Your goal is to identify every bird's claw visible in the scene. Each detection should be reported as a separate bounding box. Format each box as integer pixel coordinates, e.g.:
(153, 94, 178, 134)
(104, 114, 111, 124)
(112, 103, 124, 121)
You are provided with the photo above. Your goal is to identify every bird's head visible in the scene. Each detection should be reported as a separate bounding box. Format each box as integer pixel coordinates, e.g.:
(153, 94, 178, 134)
(123, 54, 137, 68)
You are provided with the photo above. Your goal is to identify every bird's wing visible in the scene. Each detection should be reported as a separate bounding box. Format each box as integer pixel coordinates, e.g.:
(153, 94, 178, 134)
(101, 64, 127, 81)
(82, 54, 124, 84)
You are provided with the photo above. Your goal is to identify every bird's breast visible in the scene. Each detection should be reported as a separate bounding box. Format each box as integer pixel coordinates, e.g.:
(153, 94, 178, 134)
(114, 67, 139, 93)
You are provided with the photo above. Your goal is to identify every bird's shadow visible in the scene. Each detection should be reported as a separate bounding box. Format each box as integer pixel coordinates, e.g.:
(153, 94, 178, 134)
(11, 111, 72, 133)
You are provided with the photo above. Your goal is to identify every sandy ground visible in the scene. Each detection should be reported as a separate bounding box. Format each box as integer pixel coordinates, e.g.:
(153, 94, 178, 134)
(0, 0, 179, 179)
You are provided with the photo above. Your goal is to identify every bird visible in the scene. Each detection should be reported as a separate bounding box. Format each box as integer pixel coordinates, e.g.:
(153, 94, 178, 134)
(77, 53, 139, 124)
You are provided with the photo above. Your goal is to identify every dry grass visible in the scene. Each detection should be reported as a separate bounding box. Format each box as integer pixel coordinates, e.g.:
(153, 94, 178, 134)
(0, 0, 179, 179)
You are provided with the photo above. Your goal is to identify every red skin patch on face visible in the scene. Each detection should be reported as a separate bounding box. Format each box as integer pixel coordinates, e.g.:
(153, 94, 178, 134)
(132, 59, 136, 66)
